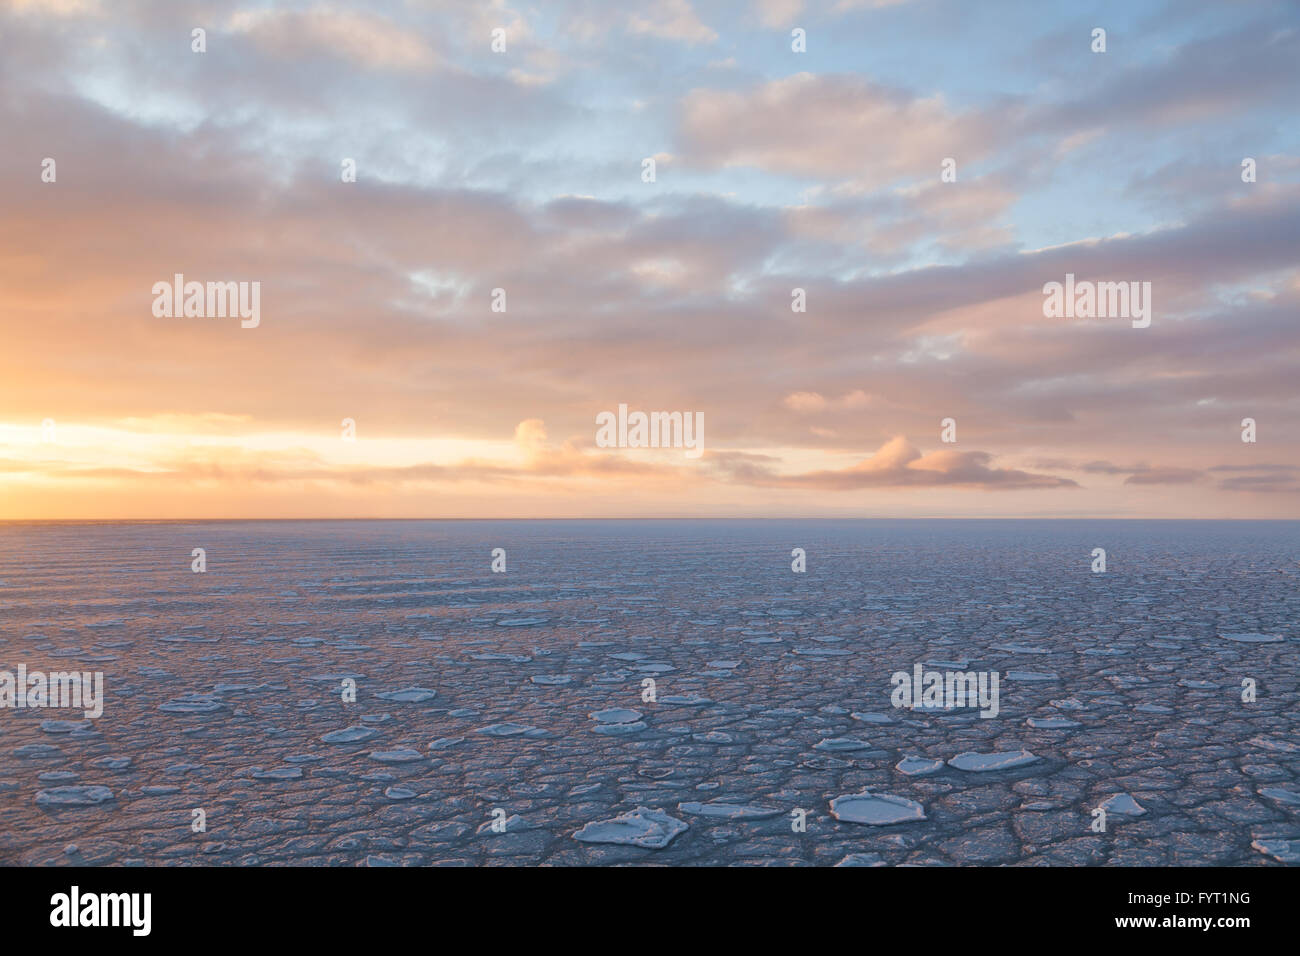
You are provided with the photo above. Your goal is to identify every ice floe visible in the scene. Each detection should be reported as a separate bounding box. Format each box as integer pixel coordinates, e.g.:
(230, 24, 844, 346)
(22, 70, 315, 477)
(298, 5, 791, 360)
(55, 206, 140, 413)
(677, 801, 782, 820)
(476, 722, 538, 737)
(1099, 793, 1146, 816)
(36, 785, 114, 807)
(251, 767, 302, 781)
(1252, 838, 1300, 863)
(573, 807, 688, 849)
(1219, 632, 1283, 643)
(159, 695, 224, 714)
(829, 791, 927, 825)
(896, 755, 945, 776)
(1258, 787, 1300, 807)
(590, 708, 642, 724)
(321, 726, 381, 744)
(375, 687, 437, 702)
(1026, 717, 1081, 729)
(814, 737, 870, 752)
(594, 721, 647, 736)
(948, 750, 1041, 772)
(369, 749, 424, 763)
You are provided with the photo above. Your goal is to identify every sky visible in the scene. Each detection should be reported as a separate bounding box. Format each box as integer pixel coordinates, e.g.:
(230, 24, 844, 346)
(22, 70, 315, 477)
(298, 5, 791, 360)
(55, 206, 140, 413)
(1, 0, 1298, 519)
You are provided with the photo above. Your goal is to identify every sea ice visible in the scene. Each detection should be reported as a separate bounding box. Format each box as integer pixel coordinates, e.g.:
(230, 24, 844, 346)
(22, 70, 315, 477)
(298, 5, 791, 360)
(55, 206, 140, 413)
(36, 785, 114, 807)
(1099, 793, 1146, 816)
(677, 801, 782, 820)
(1027, 717, 1081, 729)
(829, 792, 927, 825)
(1252, 838, 1300, 863)
(476, 722, 537, 737)
(594, 721, 647, 736)
(251, 767, 303, 780)
(369, 749, 424, 763)
(159, 695, 224, 714)
(1258, 788, 1300, 806)
(896, 755, 945, 776)
(590, 708, 642, 724)
(948, 750, 1041, 772)
(375, 687, 437, 702)
(573, 807, 688, 849)
(321, 726, 381, 744)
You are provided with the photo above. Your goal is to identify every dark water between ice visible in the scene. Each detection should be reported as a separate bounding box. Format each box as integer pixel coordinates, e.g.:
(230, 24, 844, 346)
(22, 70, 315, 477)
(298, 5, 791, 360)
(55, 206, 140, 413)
(1, 519, 1297, 865)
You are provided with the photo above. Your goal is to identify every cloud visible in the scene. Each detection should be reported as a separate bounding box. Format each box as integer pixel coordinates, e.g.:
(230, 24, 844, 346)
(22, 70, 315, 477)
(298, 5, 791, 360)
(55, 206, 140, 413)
(627, 0, 716, 44)
(1123, 467, 1202, 485)
(678, 73, 1001, 184)
(226, 8, 438, 72)
(713, 436, 1078, 490)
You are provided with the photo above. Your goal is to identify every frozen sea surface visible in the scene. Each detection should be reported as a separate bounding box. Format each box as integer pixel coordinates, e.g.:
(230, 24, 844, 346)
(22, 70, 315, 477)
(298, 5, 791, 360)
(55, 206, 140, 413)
(0, 519, 1297, 866)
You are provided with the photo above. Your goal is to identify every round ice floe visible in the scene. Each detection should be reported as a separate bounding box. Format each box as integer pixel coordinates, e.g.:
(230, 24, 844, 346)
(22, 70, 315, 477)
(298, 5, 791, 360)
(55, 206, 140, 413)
(476, 722, 537, 737)
(159, 695, 224, 714)
(573, 807, 688, 849)
(814, 737, 869, 752)
(660, 695, 712, 706)
(947, 750, 1041, 772)
(590, 708, 642, 724)
(321, 725, 381, 744)
(896, 755, 945, 776)
(829, 792, 927, 825)
(1026, 717, 1081, 729)
(35, 785, 114, 808)
(530, 675, 573, 685)
(1219, 632, 1283, 643)
(851, 712, 898, 725)
(368, 748, 424, 763)
(375, 687, 437, 702)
